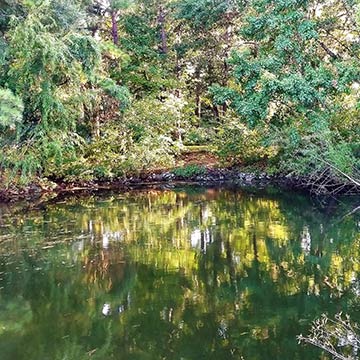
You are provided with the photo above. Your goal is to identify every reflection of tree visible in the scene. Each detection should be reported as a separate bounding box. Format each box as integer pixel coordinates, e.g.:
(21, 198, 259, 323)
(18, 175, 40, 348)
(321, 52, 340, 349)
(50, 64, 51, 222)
(0, 187, 359, 359)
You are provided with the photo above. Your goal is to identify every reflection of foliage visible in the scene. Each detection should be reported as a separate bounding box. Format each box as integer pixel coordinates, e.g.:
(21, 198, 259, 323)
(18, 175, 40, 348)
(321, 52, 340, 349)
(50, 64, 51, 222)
(0, 187, 359, 359)
(54, 321, 114, 360)
(0, 299, 32, 335)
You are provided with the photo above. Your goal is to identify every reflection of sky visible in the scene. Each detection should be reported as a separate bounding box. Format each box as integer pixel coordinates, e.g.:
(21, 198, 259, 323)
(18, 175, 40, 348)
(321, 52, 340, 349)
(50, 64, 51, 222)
(88, 220, 123, 248)
(190, 228, 211, 251)
(301, 225, 311, 255)
(350, 273, 360, 296)
(102, 303, 126, 317)
(102, 303, 111, 316)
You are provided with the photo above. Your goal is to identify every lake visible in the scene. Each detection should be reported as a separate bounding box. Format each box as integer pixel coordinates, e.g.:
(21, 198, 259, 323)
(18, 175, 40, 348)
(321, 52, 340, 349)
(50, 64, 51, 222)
(0, 185, 359, 359)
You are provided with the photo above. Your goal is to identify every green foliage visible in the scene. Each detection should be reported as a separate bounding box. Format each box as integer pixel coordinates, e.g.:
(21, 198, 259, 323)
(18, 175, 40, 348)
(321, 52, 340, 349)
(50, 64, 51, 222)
(125, 133, 175, 172)
(111, 0, 134, 11)
(0, 128, 87, 185)
(0, 88, 23, 129)
(50, 118, 176, 182)
(5, 2, 101, 130)
(0, 0, 359, 192)
(120, 13, 171, 96)
(266, 118, 359, 181)
(210, 0, 359, 188)
(174, 0, 235, 29)
(87, 124, 174, 178)
(211, 0, 359, 128)
(215, 118, 276, 166)
(0, 0, 24, 33)
(0, 0, 132, 184)
(183, 126, 216, 145)
(125, 94, 191, 142)
(98, 78, 131, 111)
(0, 37, 8, 72)
(172, 164, 207, 178)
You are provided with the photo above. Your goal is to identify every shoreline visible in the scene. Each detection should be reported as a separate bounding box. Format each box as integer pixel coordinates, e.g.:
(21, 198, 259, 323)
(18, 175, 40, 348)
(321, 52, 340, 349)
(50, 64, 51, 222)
(1, 166, 359, 203)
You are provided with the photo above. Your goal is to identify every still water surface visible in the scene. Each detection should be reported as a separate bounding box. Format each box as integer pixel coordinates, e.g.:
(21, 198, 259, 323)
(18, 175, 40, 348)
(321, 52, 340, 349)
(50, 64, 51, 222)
(0, 186, 359, 359)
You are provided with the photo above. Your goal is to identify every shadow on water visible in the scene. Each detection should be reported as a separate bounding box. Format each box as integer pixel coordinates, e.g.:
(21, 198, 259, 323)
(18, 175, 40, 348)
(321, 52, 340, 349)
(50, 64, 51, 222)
(0, 185, 359, 359)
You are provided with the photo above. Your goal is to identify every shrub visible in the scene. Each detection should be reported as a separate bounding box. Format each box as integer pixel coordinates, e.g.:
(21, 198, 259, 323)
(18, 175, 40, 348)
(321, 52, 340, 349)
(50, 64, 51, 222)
(172, 164, 207, 178)
(215, 120, 276, 166)
(183, 126, 216, 146)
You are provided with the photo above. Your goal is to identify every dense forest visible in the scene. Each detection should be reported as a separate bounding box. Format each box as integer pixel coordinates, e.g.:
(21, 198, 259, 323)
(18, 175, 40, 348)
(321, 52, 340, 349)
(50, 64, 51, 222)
(0, 0, 359, 194)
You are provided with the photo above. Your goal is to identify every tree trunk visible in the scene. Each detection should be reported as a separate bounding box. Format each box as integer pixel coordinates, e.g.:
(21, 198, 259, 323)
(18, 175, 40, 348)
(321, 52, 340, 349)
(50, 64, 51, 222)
(194, 67, 202, 119)
(222, 10, 232, 115)
(111, 10, 119, 45)
(212, 105, 220, 120)
(158, 6, 168, 54)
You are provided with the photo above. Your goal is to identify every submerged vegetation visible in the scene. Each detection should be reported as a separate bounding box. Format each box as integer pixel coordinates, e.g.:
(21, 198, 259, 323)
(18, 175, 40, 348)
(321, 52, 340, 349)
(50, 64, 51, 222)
(0, 0, 359, 194)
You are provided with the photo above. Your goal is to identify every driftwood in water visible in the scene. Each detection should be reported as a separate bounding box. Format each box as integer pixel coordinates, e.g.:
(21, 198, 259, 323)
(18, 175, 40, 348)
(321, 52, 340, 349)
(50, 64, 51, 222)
(298, 313, 360, 360)
(296, 160, 360, 196)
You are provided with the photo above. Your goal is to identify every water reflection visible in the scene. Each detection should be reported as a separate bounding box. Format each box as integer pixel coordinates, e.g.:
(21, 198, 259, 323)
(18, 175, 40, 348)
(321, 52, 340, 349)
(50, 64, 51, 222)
(0, 186, 359, 359)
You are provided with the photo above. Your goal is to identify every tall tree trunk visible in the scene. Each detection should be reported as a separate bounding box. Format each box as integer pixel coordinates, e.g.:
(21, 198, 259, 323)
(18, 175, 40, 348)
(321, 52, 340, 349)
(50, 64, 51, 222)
(194, 67, 202, 119)
(158, 6, 168, 54)
(212, 105, 220, 120)
(111, 10, 119, 45)
(222, 10, 232, 115)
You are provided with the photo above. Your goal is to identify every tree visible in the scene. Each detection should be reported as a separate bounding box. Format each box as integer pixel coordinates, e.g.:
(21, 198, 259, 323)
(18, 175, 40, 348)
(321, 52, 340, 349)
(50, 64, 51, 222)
(0, 0, 130, 181)
(174, 0, 242, 120)
(210, 0, 360, 192)
(212, 0, 359, 127)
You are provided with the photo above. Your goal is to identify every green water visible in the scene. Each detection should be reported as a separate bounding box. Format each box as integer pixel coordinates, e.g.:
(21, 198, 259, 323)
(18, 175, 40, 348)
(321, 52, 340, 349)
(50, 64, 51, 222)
(0, 186, 359, 360)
